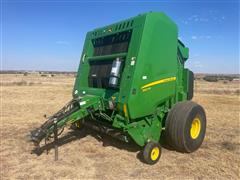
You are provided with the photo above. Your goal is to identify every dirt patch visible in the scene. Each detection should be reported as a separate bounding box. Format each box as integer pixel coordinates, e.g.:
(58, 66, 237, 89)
(221, 141, 239, 152)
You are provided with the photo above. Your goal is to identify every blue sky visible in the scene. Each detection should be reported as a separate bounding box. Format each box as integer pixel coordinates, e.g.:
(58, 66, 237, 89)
(1, 1, 239, 74)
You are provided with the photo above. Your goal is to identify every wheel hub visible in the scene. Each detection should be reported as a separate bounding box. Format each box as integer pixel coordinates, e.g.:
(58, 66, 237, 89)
(151, 147, 160, 161)
(190, 117, 201, 139)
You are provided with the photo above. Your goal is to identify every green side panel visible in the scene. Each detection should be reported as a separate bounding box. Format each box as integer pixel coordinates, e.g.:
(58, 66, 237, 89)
(73, 32, 93, 97)
(183, 68, 194, 100)
(127, 12, 178, 119)
(183, 68, 189, 93)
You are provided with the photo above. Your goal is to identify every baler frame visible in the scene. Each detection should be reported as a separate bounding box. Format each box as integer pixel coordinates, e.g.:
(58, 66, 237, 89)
(30, 12, 206, 165)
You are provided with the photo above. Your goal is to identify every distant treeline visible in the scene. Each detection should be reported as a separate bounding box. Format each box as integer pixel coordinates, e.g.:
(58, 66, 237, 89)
(0, 70, 76, 75)
(202, 75, 239, 82)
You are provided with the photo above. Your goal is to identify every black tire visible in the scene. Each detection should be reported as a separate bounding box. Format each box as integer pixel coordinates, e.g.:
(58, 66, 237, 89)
(143, 142, 162, 165)
(71, 120, 84, 131)
(165, 101, 206, 153)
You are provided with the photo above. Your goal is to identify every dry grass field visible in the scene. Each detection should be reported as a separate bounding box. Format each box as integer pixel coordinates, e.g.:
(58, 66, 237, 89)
(1, 74, 239, 179)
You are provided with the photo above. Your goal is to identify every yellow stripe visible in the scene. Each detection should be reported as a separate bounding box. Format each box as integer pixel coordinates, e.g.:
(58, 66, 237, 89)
(141, 76, 176, 89)
(123, 104, 129, 118)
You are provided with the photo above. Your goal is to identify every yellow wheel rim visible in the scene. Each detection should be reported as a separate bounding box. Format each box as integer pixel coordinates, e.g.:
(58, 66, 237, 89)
(190, 117, 201, 139)
(151, 147, 160, 161)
